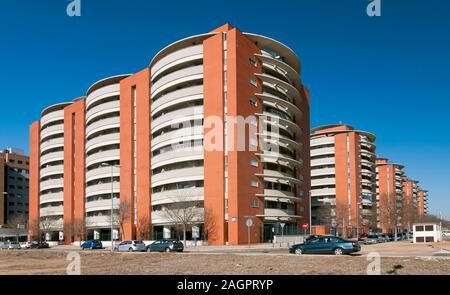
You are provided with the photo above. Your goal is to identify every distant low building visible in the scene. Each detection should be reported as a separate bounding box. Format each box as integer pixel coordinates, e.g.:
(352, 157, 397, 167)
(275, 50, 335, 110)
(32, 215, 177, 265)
(412, 223, 442, 243)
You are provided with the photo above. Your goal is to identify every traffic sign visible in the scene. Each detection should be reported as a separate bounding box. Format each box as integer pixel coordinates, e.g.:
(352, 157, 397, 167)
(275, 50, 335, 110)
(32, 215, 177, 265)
(303, 223, 309, 229)
(246, 218, 254, 227)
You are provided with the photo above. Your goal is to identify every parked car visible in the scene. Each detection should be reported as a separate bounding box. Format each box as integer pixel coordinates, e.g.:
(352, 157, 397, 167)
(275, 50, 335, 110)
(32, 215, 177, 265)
(289, 236, 360, 255)
(115, 240, 146, 252)
(358, 234, 368, 242)
(378, 234, 390, 243)
(146, 239, 184, 253)
(20, 242, 32, 249)
(364, 234, 380, 244)
(30, 241, 49, 249)
(0, 242, 9, 250)
(8, 242, 21, 249)
(81, 240, 103, 250)
(387, 233, 395, 241)
(396, 233, 404, 240)
(442, 230, 450, 237)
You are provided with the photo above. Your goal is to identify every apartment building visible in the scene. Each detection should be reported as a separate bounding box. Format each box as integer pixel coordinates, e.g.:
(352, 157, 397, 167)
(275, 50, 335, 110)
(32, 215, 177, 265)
(310, 124, 376, 237)
(375, 158, 405, 233)
(417, 189, 428, 219)
(29, 24, 311, 245)
(402, 178, 420, 230)
(0, 148, 29, 227)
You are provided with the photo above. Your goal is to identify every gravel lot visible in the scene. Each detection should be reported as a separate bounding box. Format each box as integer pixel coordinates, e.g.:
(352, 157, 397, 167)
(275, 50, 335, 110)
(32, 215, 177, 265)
(1, 250, 449, 275)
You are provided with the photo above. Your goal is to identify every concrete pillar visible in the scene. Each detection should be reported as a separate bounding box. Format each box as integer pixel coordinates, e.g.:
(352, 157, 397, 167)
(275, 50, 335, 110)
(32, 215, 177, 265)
(163, 226, 171, 239)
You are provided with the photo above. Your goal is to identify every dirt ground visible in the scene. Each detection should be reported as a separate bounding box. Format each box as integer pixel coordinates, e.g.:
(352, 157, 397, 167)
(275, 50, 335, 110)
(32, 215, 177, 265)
(0, 250, 449, 275)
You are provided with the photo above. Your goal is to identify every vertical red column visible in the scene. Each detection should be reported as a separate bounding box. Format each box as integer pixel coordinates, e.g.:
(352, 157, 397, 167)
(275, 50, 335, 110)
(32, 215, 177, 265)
(203, 32, 226, 245)
(120, 68, 151, 240)
(226, 28, 263, 245)
(29, 121, 41, 241)
(63, 98, 86, 244)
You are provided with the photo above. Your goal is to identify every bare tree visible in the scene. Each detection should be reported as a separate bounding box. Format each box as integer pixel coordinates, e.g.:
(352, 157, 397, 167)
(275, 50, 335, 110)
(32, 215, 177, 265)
(402, 196, 418, 231)
(335, 202, 349, 238)
(162, 192, 203, 247)
(203, 207, 217, 242)
(40, 217, 58, 241)
(111, 199, 132, 241)
(378, 193, 400, 240)
(136, 215, 151, 240)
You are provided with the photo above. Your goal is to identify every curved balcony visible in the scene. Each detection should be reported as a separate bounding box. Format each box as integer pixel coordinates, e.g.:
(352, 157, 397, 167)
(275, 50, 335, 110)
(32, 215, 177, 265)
(40, 110, 64, 129)
(40, 151, 64, 166)
(86, 182, 120, 198)
(40, 137, 64, 154)
(152, 126, 203, 150)
(255, 53, 300, 86)
(256, 189, 296, 201)
(311, 147, 335, 158)
(311, 157, 335, 167)
(40, 165, 64, 179)
(86, 116, 120, 138)
(152, 166, 204, 188)
(311, 136, 334, 148)
(86, 149, 120, 168)
(311, 177, 336, 187)
(152, 105, 203, 131)
(86, 166, 120, 183)
(311, 167, 335, 178)
(152, 148, 204, 168)
(40, 178, 64, 192)
(85, 198, 119, 213)
(256, 152, 302, 168)
(86, 132, 120, 154)
(151, 65, 203, 99)
(257, 132, 301, 152)
(40, 206, 64, 217)
(255, 73, 300, 104)
(152, 44, 203, 80)
(152, 85, 203, 114)
(256, 170, 301, 185)
(257, 208, 299, 222)
(151, 187, 204, 206)
(310, 188, 336, 197)
(86, 84, 120, 110)
(40, 192, 64, 205)
(256, 112, 301, 137)
(86, 100, 120, 124)
(256, 93, 302, 120)
(40, 124, 64, 141)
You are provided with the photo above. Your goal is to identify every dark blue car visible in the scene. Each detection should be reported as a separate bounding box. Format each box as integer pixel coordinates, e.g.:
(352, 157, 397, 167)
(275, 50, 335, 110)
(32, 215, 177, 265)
(289, 236, 360, 255)
(146, 239, 184, 252)
(81, 240, 103, 250)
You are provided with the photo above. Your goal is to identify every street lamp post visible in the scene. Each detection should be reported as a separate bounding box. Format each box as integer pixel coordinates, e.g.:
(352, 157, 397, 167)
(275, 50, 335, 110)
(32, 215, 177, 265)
(101, 163, 120, 252)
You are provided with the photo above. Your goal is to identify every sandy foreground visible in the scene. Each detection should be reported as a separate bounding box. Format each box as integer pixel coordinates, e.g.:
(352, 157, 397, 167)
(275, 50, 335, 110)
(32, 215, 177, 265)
(0, 250, 449, 275)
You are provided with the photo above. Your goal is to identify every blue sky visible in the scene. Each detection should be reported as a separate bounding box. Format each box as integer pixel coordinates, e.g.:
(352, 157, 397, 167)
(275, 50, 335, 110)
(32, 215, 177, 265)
(0, 0, 449, 218)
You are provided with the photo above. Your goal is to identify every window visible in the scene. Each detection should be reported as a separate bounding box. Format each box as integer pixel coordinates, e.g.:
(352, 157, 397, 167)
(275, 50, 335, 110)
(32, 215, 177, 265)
(249, 137, 258, 147)
(9, 202, 14, 206)
(425, 237, 434, 242)
(249, 77, 257, 87)
(299, 206, 305, 212)
(416, 237, 424, 242)
(250, 199, 259, 208)
(425, 225, 434, 231)
(250, 180, 258, 187)
(415, 225, 424, 231)
(18, 160, 23, 164)
(9, 159, 15, 163)
(299, 191, 304, 198)
(250, 159, 258, 167)
(249, 98, 258, 106)
(249, 57, 257, 67)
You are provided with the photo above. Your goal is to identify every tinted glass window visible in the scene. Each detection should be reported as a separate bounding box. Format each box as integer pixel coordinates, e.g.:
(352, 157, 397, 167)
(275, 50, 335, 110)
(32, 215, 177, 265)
(425, 225, 434, 231)
(416, 226, 424, 231)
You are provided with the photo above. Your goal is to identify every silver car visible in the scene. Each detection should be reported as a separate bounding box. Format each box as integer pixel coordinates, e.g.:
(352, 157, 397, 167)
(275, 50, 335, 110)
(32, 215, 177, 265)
(8, 242, 21, 249)
(115, 240, 146, 252)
